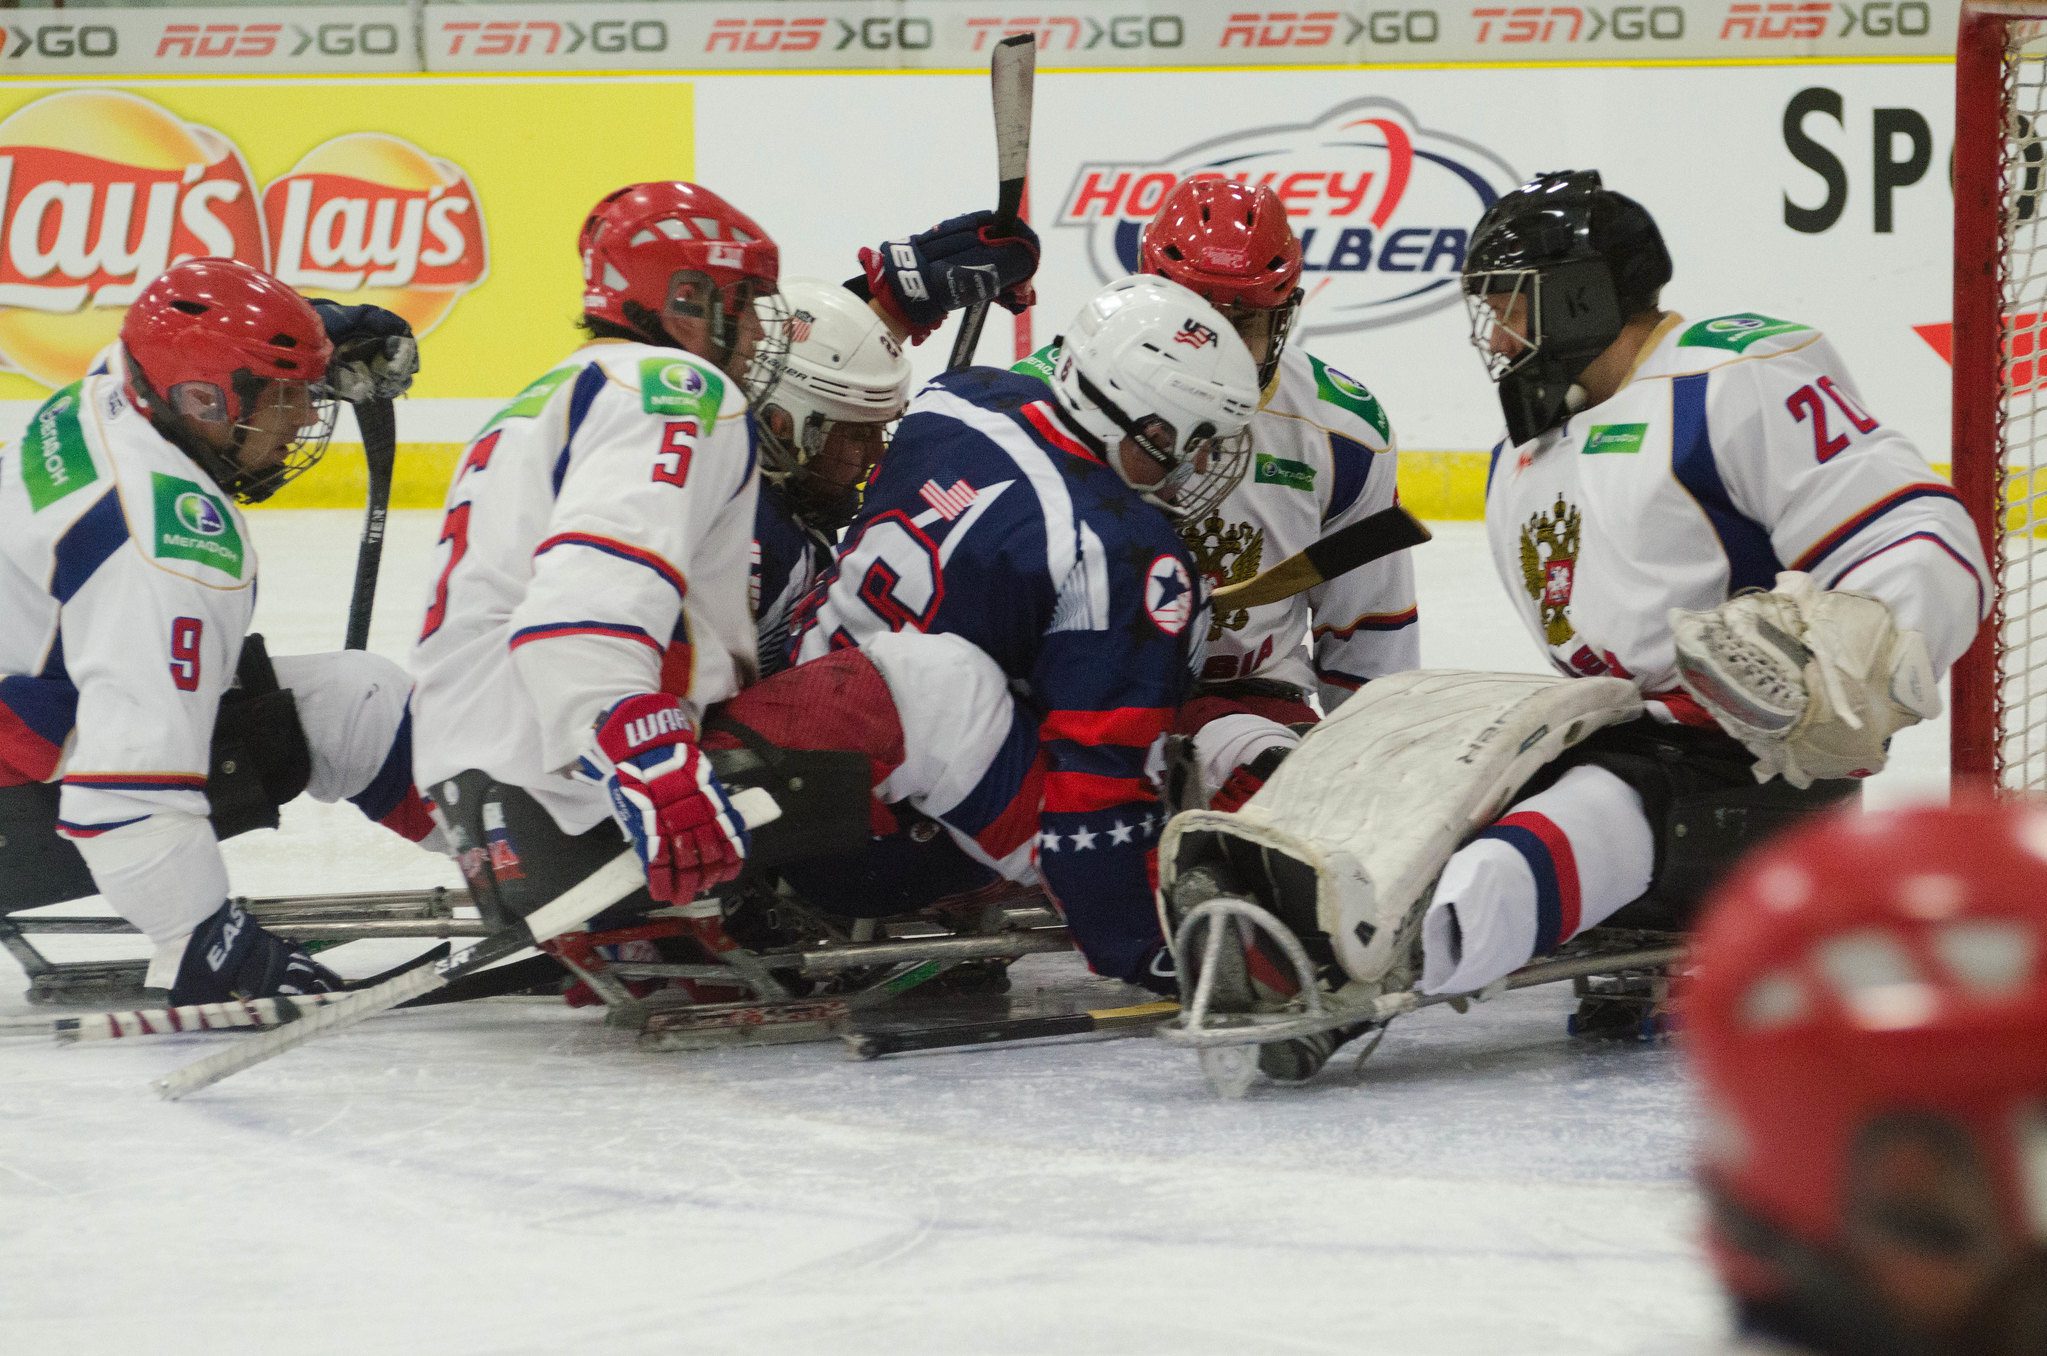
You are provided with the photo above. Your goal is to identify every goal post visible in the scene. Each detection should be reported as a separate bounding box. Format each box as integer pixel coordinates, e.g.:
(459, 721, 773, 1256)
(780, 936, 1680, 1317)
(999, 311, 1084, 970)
(1953, 2, 2047, 789)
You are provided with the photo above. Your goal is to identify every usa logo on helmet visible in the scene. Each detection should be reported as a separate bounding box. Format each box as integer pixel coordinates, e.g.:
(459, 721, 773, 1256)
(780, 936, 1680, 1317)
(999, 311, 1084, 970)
(1059, 99, 1519, 336)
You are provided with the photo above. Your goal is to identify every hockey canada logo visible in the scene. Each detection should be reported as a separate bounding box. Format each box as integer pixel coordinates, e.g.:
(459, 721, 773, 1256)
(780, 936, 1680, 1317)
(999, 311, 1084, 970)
(0, 91, 487, 389)
(1144, 554, 1195, 637)
(1060, 100, 1518, 336)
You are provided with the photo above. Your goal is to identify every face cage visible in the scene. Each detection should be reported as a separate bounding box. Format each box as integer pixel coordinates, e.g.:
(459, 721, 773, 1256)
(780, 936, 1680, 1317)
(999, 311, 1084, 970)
(758, 406, 891, 532)
(661, 273, 792, 405)
(167, 377, 338, 505)
(1151, 426, 1253, 521)
(1218, 290, 1303, 390)
(1463, 269, 1541, 383)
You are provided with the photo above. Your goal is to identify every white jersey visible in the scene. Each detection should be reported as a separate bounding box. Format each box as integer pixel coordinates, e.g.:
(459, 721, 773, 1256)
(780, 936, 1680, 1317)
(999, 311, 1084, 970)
(1483, 311, 1987, 722)
(0, 372, 253, 941)
(410, 339, 760, 834)
(1015, 342, 1418, 709)
(1193, 344, 1417, 707)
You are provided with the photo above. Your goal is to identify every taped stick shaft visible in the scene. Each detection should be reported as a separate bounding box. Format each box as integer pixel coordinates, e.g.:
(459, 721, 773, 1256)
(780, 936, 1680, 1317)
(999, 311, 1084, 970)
(344, 397, 397, 651)
(847, 999, 1176, 1059)
(947, 34, 1035, 372)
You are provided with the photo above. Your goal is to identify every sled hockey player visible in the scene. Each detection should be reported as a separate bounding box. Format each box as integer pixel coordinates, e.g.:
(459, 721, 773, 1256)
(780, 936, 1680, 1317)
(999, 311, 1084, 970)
(750, 278, 913, 674)
(1016, 179, 1418, 814)
(1681, 798, 2047, 1356)
(0, 257, 428, 1006)
(783, 275, 1261, 993)
(409, 182, 1039, 951)
(1160, 169, 1986, 1085)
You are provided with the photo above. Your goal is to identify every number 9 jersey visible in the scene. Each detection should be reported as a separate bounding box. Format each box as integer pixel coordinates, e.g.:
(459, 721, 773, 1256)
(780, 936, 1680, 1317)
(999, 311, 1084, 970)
(410, 340, 761, 836)
(1483, 311, 1989, 721)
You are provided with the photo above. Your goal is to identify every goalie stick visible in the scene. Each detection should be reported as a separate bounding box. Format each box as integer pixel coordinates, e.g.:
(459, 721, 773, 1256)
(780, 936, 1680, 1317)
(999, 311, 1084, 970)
(946, 33, 1035, 372)
(1210, 504, 1432, 611)
(343, 397, 397, 651)
(155, 787, 780, 1099)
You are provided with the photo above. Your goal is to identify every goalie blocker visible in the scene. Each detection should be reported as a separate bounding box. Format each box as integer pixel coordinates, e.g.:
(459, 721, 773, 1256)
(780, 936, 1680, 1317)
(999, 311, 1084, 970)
(1160, 670, 1855, 1081)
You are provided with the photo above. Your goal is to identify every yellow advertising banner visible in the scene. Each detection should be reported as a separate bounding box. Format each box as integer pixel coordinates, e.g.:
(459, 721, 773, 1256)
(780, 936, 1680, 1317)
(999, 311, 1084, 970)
(0, 76, 696, 505)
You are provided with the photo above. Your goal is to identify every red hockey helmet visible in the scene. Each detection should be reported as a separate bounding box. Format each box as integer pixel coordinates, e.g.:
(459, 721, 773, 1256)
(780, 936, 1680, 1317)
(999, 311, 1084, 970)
(1140, 178, 1304, 388)
(579, 181, 789, 401)
(1680, 797, 2047, 1355)
(120, 257, 337, 504)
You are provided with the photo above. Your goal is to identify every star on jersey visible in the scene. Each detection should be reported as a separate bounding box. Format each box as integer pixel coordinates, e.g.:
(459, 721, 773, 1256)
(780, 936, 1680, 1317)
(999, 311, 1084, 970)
(1040, 813, 1163, 853)
(1144, 554, 1194, 636)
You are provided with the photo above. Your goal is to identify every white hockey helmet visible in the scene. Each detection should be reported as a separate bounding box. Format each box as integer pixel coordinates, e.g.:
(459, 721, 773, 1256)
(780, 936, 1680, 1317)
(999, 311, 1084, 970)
(1050, 276, 1259, 521)
(755, 277, 914, 531)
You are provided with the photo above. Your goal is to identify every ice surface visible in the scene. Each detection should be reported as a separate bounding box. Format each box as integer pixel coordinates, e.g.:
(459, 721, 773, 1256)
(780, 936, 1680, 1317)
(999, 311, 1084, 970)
(2, 514, 1950, 1354)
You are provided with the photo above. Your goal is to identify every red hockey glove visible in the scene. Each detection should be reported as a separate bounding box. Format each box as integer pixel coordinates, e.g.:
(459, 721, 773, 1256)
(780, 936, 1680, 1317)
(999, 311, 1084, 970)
(591, 694, 749, 903)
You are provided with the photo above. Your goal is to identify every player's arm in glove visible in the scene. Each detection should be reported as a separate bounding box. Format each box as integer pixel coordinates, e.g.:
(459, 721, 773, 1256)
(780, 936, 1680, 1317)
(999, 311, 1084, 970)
(851, 211, 1040, 344)
(309, 298, 420, 402)
(1670, 570, 1941, 788)
(586, 693, 751, 902)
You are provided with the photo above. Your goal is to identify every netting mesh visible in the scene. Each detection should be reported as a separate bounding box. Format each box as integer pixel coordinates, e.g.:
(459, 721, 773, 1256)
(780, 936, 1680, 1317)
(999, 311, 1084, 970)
(1996, 25, 2047, 789)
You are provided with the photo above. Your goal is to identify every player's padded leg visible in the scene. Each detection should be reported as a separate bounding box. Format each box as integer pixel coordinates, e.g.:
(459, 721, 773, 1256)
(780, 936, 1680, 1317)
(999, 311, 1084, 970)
(1175, 682, 1318, 812)
(271, 651, 441, 848)
(1419, 764, 1655, 994)
(428, 769, 646, 932)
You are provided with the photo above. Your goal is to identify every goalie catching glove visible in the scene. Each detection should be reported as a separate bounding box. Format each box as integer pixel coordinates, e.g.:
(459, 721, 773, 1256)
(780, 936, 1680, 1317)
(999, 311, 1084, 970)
(1670, 571, 1940, 789)
(587, 694, 751, 902)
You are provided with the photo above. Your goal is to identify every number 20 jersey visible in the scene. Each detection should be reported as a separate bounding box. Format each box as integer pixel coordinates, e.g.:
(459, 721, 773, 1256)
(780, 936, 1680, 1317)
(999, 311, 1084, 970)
(1484, 311, 1988, 722)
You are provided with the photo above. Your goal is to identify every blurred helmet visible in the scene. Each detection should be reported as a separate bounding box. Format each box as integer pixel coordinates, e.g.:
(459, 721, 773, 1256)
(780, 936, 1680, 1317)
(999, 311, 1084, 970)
(579, 181, 789, 402)
(1460, 169, 1671, 444)
(1140, 177, 1303, 389)
(755, 278, 912, 532)
(1681, 797, 2047, 1356)
(120, 257, 336, 505)
(1050, 275, 1260, 522)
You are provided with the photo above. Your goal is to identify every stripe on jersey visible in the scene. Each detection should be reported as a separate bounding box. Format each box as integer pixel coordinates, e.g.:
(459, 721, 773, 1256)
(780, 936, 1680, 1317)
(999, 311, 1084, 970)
(51, 490, 129, 603)
(348, 705, 418, 823)
(920, 388, 1079, 593)
(1826, 530, 1986, 616)
(1671, 373, 1783, 594)
(1040, 705, 1174, 748)
(534, 533, 689, 603)
(1323, 432, 1373, 525)
(508, 620, 661, 653)
(1019, 399, 1104, 464)
(55, 814, 149, 838)
(1044, 771, 1149, 814)
(1791, 484, 1967, 574)
(63, 772, 206, 793)
(554, 363, 609, 496)
(1477, 811, 1582, 954)
(1313, 606, 1419, 641)
(932, 707, 1044, 861)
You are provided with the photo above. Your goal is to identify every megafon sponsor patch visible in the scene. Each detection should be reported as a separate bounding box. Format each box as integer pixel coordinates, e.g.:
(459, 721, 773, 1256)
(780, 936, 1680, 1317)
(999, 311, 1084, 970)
(0, 91, 487, 388)
(1059, 99, 1518, 336)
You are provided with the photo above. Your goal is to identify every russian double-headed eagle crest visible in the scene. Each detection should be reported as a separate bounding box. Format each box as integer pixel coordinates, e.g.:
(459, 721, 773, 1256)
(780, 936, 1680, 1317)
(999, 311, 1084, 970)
(1519, 494, 1581, 647)
(1183, 514, 1263, 641)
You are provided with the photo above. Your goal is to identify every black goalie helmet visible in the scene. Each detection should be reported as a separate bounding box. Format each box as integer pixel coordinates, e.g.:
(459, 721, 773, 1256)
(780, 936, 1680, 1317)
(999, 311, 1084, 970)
(1461, 170, 1672, 445)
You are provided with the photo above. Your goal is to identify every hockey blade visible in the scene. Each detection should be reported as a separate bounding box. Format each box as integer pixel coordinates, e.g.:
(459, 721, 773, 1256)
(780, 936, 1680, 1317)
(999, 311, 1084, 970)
(946, 33, 1036, 372)
(1210, 505, 1431, 611)
(155, 787, 781, 1100)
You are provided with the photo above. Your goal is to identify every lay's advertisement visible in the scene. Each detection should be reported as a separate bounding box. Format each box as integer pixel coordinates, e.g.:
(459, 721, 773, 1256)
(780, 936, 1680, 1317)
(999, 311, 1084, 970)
(0, 78, 695, 505)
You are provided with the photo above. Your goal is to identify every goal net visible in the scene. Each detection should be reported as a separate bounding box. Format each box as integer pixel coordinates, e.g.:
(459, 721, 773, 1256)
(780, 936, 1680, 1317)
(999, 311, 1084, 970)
(1954, 2, 2047, 789)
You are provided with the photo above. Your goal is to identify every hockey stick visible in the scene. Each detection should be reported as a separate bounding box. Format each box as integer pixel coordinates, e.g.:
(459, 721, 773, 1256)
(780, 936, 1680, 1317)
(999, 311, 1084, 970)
(156, 787, 780, 1099)
(1210, 505, 1432, 612)
(343, 397, 397, 651)
(946, 33, 1035, 372)
(845, 998, 1177, 1060)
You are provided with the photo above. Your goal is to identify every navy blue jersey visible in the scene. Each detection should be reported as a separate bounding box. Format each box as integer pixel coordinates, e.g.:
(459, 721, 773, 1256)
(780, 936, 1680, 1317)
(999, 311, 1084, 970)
(796, 368, 1200, 980)
(752, 483, 829, 677)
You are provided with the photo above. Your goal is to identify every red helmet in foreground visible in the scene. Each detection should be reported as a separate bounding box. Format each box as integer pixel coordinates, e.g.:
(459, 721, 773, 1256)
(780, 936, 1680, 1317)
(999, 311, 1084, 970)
(1140, 178, 1304, 388)
(578, 181, 788, 401)
(121, 257, 336, 504)
(1680, 797, 2047, 1356)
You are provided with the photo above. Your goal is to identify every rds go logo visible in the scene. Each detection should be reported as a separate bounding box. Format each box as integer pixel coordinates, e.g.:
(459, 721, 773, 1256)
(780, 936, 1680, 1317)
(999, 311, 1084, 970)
(1058, 99, 1518, 335)
(174, 491, 226, 537)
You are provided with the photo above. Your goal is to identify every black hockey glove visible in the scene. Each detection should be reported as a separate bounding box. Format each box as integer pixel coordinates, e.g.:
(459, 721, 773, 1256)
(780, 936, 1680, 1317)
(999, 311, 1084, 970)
(168, 899, 343, 1006)
(856, 211, 1040, 343)
(311, 298, 420, 402)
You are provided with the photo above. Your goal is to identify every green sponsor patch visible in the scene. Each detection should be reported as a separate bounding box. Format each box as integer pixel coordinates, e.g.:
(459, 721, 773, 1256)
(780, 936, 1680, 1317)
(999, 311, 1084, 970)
(480, 364, 580, 434)
(1583, 423, 1649, 455)
(152, 472, 243, 579)
(1254, 453, 1316, 491)
(1012, 343, 1061, 385)
(639, 356, 723, 429)
(1679, 313, 1812, 354)
(19, 384, 96, 512)
(1307, 354, 1391, 441)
